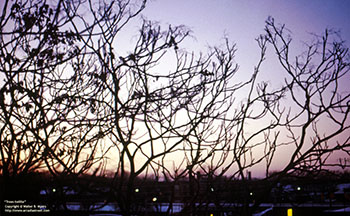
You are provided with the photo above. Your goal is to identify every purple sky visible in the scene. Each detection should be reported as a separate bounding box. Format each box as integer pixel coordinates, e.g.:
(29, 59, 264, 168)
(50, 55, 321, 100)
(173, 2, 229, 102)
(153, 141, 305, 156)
(1, 0, 349, 178)
(142, 0, 350, 42)
(140, 0, 350, 91)
(140, 0, 350, 177)
(142, 0, 350, 67)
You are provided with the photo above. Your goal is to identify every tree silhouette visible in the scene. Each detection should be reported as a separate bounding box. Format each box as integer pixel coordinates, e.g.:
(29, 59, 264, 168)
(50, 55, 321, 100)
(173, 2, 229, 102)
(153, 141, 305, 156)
(82, 6, 241, 213)
(163, 17, 350, 216)
(0, 0, 107, 202)
(148, 17, 350, 216)
(1, 0, 350, 215)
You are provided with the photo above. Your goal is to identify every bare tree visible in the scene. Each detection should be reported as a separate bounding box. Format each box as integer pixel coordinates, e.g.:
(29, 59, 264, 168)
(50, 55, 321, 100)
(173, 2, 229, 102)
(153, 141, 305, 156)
(0, 0, 107, 203)
(148, 17, 350, 216)
(264, 17, 350, 175)
(82, 3, 242, 212)
(2, 0, 350, 215)
(167, 17, 350, 216)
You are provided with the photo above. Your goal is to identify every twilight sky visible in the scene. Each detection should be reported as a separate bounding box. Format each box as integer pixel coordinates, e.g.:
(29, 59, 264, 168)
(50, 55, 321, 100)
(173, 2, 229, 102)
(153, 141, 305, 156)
(1, 0, 349, 178)
(138, 0, 350, 176)
(142, 0, 350, 45)
(141, 0, 350, 75)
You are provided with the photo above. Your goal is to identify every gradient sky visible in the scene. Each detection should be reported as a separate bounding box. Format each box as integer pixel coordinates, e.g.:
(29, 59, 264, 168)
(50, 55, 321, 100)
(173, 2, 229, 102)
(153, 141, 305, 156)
(1, 0, 349, 178)
(139, 0, 350, 177)
(142, 0, 350, 73)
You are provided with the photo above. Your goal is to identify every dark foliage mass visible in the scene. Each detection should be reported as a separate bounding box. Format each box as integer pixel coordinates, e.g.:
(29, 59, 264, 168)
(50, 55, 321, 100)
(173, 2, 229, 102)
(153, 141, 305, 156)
(1, 0, 349, 215)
